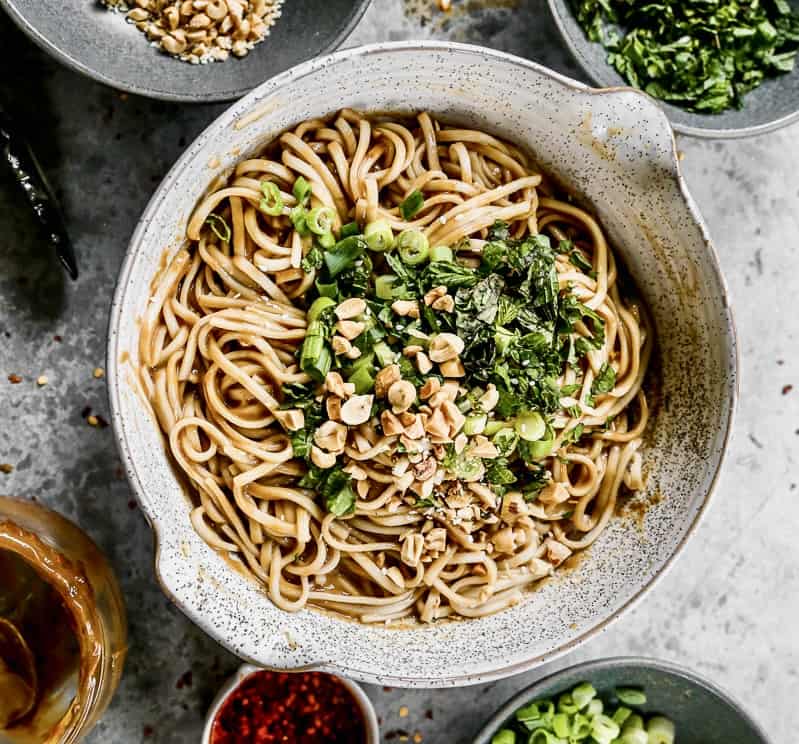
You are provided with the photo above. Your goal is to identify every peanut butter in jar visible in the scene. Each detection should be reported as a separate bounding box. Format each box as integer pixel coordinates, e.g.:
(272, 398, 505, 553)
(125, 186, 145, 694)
(0, 497, 127, 744)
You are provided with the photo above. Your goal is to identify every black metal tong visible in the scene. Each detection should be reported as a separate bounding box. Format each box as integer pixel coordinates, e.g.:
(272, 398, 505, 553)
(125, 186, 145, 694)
(0, 99, 77, 279)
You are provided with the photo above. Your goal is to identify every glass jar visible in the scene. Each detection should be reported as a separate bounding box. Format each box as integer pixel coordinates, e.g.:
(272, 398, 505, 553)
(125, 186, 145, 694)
(0, 496, 127, 744)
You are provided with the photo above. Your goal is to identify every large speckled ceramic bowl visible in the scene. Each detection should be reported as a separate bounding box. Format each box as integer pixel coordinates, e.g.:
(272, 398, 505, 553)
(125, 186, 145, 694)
(108, 42, 737, 687)
(548, 0, 799, 138)
(473, 657, 772, 744)
(0, 0, 370, 102)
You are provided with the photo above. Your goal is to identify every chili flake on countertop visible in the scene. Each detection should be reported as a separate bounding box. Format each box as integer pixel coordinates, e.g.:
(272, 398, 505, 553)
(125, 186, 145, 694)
(211, 670, 367, 744)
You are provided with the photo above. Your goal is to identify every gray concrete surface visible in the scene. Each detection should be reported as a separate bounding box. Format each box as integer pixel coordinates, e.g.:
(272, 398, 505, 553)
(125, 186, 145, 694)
(0, 1, 796, 742)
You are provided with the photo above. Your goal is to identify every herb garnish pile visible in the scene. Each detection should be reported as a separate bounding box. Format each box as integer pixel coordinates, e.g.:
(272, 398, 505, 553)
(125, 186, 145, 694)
(275, 186, 606, 518)
(572, 0, 799, 113)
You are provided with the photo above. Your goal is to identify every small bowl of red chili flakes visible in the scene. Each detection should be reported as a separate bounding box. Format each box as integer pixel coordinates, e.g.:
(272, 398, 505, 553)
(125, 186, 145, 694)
(202, 665, 380, 744)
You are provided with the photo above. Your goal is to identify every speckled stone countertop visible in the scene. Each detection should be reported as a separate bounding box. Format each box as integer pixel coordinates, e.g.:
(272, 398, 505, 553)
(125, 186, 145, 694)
(0, 2, 796, 742)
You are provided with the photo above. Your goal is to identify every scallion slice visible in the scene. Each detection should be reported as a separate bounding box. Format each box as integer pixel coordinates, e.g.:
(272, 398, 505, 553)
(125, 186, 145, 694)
(259, 181, 284, 216)
(515, 411, 546, 442)
(307, 206, 336, 236)
(397, 229, 429, 265)
(340, 221, 360, 238)
(293, 175, 311, 205)
(375, 274, 399, 300)
(324, 235, 368, 278)
(364, 219, 394, 252)
(430, 244, 453, 262)
(205, 213, 231, 243)
(399, 189, 424, 220)
(307, 296, 335, 323)
(615, 688, 647, 707)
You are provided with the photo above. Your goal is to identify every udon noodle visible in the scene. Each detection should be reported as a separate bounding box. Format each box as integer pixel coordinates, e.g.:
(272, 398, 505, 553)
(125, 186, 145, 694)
(140, 110, 651, 624)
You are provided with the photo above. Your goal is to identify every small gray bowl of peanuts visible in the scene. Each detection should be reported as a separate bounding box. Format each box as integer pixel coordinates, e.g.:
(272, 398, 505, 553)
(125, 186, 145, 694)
(0, 0, 372, 102)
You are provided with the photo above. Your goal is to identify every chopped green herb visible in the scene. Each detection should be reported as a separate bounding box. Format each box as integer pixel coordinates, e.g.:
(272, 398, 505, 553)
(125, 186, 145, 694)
(301, 244, 324, 273)
(591, 363, 616, 396)
(572, 0, 799, 113)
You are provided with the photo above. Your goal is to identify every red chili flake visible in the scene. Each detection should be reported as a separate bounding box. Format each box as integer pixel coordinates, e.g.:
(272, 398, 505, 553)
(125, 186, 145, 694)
(143, 725, 154, 737)
(783, 384, 793, 395)
(211, 671, 367, 744)
(53, 335, 63, 342)
(128, 500, 138, 510)
(176, 670, 193, 689)
(81, 405, 93, 418)
(425, 709, 433, 720)
(8, 374, 22, 384)
(95, 414, 109, 428)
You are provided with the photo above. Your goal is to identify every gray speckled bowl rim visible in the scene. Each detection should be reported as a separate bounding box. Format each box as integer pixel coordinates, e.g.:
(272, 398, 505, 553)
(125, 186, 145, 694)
(471, 656, 773, 744)
(547, 0, 799, 139)
(0, 0, 371, 102)
(107, 41, 739, 687)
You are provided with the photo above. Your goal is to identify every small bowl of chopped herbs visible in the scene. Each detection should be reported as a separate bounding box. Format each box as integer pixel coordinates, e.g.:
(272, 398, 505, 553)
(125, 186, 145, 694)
(549, 0, 799, 137)
(473, 657, 772, 744)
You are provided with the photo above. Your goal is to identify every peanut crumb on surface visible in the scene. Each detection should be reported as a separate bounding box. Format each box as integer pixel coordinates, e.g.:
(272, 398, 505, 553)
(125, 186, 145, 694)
(414, 733, 423, 743)
(87, 415, 100, 427)
(0, 464, 13, 474)
(399, 706, 409, 718)
(8, 374, 22, 384)
(94, 367, 105, 379)
(36, 375, 48, 386)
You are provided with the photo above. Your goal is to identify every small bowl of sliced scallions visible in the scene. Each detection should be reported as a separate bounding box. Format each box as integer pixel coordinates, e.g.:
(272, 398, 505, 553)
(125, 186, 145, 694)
(473, 657, 772, 744)
(548, 0, 799, 137)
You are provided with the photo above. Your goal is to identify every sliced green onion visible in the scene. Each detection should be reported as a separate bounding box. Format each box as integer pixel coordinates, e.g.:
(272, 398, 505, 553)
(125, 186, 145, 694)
(483, 420, 508, 437)
(515, 703, 541, 724)
(457, 397, 473, 414)
(571, 712, 591, 739)
(318, 231, 336, 249)
(364, 219, 394, 252)
(340, 221, 360, 238)
(623, 714, 645, 732)
(307, 206, 336, 236)
(315, 279, 338, 298)
(430, 244, 453, 262)
(586, 699, 604, 718)
(590, 714, 619, 744)
(293, 175, 311, 205)
(616, 688, 647, 706)
(324, 236, 368, 278)
(307, 296, 335, 323)
(618, 731, 648, 744)
(551, 713, 569, 738)
(205, 213, 231, 243)
(613, 706, 633, 726)
(373, 341, 397, 368)
(348, 364, 375, 394)
(375, 274, 399, 300)
(290, 205, 309, 234)
(515, 411, 546, 442)
(463, 414, 487, 435)
(556, 693, 578, 715)
(300, 335, 331, 383)
(646, 716, 675, 744)
(571, 683, 597, 710)
(490, 731, 516, 744)
(397, 229, 430, 265)
(399, 189, 424, 220)
(259, 181, 284, 216)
